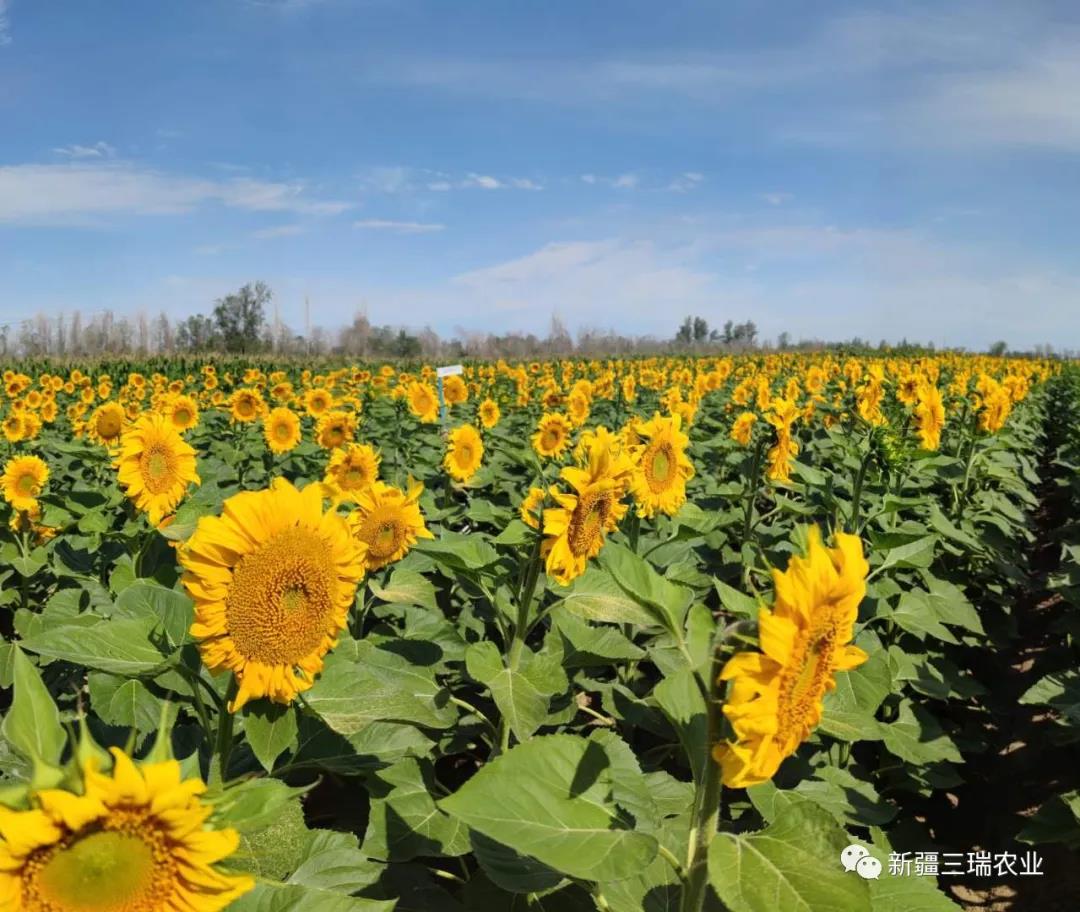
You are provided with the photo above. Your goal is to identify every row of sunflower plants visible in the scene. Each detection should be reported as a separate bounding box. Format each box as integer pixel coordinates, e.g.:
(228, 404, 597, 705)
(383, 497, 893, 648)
(0, 353, 1059, 911)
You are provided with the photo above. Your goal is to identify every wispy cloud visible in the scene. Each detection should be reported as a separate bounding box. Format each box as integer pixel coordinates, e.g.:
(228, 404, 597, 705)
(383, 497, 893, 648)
(0, 161, 352, 225)
(52, 142, 117, 159)
(668, 172, 704, 193)
(580, 173, 639, 189)
(360, 166, 542, 193)
(253, 224, 308, 239)
(353, 219, 445, 234)
(762, 192, 793, 206)
(0, 0, 11, 46)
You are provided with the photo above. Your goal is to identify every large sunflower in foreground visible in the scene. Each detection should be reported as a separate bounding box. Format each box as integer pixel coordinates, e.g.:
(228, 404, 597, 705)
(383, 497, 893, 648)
(713, 527, 869, 788)
(0, 747, 252, 912)
(180, 478, 365, 712)
(348, 478, 433, 571)
(1, 455, 49, 514)
(630, 412, 694, 518)
(444, 424, 483, 482)
(542, 428, 632, 586)
(115, 414, 200, 526)
(323, 442, 380, 502)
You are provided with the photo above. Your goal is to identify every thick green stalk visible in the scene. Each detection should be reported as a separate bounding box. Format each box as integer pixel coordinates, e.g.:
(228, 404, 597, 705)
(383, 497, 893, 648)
(211, 678, 239, 785)
(680, 650, 725, 912)
(848, 445, 873, 532)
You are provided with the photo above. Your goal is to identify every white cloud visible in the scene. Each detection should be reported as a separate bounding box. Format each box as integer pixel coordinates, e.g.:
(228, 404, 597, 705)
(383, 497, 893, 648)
(353, 219, 445, 234)
(0, 161, 352, 225)
(253, 224, 308, 239)
(52, 142, 117, 159)
(668, 172, 704, 193)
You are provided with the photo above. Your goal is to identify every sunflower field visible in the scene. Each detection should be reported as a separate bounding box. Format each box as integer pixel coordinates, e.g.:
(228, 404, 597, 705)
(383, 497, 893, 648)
(1, 353, 1077, 912)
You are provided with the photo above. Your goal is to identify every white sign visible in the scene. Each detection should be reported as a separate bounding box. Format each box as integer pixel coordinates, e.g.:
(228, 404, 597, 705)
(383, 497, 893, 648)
(437, 364, 464, 378)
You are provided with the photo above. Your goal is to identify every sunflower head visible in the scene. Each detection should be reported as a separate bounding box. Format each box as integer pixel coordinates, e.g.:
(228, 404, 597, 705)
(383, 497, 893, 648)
(478, 398, 501, 429)
(542, 478, 625, 586)
(532, 412, 572, 459)
(229, 388, 264, 423)
(115, 413, 200, 527)
(1, 455, 49, 513)
(323, 442, 380, 502)
(349, 478, 433, 571)
(0, 747, 252, 912)
(180, 478, 365, 712)
(730, 411, 757, 446)
(407, 383, 439, 423)
(629, 413, 694, 518)
(263, 407, 302, 454)
(166, 393, 200, 432)
(712, 527, 869, 788)
(315, 410, 357, 450)
(444, 424, 484, 482)
(87, 402, 127, 448)
(519, 486, 546, 530)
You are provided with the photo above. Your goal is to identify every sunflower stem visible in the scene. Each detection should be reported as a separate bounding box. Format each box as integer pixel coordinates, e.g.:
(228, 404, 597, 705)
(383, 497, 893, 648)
(848, 442, 874, 533)
(680, 646, 725, 912)
(211, 678, 239, 785)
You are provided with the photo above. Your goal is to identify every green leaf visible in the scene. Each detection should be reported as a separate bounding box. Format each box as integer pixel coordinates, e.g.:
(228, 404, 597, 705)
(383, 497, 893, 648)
(20, 617, 169, 676)
(880, 701, 963, 765)
(820, 644, 891, 741)
(288, 829, 385, 893)
(305, 641, 457, 736)
(653, 668, 708, 782)
(884, 592, 959, 644)
(368, 568, 439, 613)
(1018, 791, 1080, 848)
(714, 578, 759, 619)
(244, 702, 299, 772)
(417, 532, 499, 570)
(88, 673, 161, 731)
(1, 646, 66, 768)
(794, 766, 896, 827)
(871, 535, 937, 573)
(113, 581, 195, 650)
(708, 797, 869, 912)
(362, 758, 470, 861)
(465, 641, 567, 742)
(556, 567, 658, 627)
(548, 607, 644, 668)
(598, 543, 694, 634)
(228, 884, 394, 912)
(439, 733, 659, 882)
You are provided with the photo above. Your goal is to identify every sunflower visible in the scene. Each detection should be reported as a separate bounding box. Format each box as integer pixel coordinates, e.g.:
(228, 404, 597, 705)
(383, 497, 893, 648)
(444, 424, 483, 482)
(180, 478, 365, 712)
(542, 430, 632, 585)
(229, 388, 264, 423)
(263, 407, 302, 454)
(304, 387, 334, 418)
(348, 478, 433, 571)
(323, 442, 380, 502)
(520, 486, 546, 529)
(2, 414, 26, 445)
(165, 393, 200, 432)
(630, 413, 694, 518)
(442, 374, 468, 406)
(1, 455, 48, 513)
(407, 383, 439, 423)
(567, 391, 590, 427)
(478, 398, 501, 429)
(115, 413, 200, 526)
(712, 527, 869, 788)
(914, 383, 945, 451)
(87, 402, 127, 448)
(315, 410, 356, 450)
(730, 411, 757, 446)
(532, 412, 572, 459)
(0, 747, 253, 912)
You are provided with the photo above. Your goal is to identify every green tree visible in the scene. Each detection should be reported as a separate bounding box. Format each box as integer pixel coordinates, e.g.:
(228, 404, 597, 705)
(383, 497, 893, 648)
(213, 282, 270, 353)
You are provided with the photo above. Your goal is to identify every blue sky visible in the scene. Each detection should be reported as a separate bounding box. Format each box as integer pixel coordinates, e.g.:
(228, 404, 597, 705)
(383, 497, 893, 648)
(1, 0, 1079, 349)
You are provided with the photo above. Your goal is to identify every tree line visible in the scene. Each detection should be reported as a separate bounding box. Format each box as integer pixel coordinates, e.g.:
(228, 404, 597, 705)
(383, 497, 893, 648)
(0, 284, 1056, 360)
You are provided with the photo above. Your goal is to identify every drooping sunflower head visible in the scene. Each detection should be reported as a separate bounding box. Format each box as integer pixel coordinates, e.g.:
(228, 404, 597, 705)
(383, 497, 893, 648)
(0, 747, 253, 912)
(542, 477, 626, 586)
(478, 398, 501, 429)
(323, 442, 380, 501)
(407, 383, 439, 423)
(531, 412, 572, 459)
(444, 424, 483, 482)
(263, 407, 302, 454)
(315, 410, 357, 450)
(730, 411, 757, 447)
(115, 413, 200, 526)
(630, 413, 694, 518)
(180, 478, 365, 712)
(87, 401, 127, 448)
(165, 393, 200, 432)
(349, 478, 433, 572)
(712, 527, 869, 788)
(1, 455, 49, 513)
